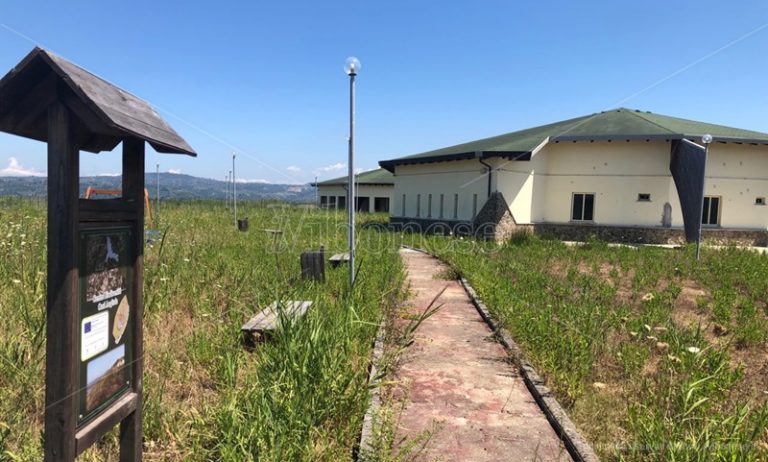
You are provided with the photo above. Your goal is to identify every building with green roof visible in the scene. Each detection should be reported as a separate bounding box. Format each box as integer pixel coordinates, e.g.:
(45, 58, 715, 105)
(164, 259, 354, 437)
(379, 108, 768, 244)
(312, 168, 394, 212)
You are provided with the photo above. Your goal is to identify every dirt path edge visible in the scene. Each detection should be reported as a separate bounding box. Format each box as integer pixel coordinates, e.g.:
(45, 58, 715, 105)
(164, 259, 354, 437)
(356, 316, 386, 459)
(399, 244, 599, 462)
(459, 276, 600, 462)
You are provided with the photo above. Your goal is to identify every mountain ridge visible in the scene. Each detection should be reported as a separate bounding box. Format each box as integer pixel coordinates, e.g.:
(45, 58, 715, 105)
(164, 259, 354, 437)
(0, 173, 316, 202)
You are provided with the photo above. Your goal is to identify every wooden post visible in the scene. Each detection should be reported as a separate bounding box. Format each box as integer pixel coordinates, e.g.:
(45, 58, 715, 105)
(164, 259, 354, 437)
(44, 101, 79, 462)
(120, 137, 144, 462)
(300, 246, 326, 282)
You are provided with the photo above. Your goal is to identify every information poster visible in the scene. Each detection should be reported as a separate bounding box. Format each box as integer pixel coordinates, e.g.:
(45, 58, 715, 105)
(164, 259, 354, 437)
(77, 227, 133, 425)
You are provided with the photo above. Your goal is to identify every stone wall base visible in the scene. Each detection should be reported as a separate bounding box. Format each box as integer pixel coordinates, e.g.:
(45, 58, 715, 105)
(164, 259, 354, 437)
(388, 217, 474, 236)
(388, 217, 768, 247)
(533, 224, 768, 247)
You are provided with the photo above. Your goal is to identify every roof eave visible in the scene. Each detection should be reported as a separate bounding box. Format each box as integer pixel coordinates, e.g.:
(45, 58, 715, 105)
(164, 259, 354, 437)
(552, 133, 681, 142)
(379, 151, 478, 172)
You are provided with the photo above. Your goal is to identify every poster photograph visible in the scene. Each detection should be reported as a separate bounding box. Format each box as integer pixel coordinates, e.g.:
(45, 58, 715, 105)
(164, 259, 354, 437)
(85, 344, 126, 411)
(85, 235, 126, 303)
(78, 227, 133, 424)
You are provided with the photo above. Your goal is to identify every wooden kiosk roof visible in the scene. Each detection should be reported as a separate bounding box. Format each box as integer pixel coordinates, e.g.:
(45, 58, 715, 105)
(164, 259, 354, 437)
(0, 47, 196, 156)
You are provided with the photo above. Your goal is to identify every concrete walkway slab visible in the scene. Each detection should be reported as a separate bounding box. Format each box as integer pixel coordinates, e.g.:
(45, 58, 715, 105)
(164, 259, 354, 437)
(392, 248, 571, 461)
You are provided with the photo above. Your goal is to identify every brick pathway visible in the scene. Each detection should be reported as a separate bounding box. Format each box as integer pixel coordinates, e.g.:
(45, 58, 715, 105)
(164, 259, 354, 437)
(392, 248, 571, 461)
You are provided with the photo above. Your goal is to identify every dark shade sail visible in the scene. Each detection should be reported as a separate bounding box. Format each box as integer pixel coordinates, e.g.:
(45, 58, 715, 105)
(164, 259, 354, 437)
(670, 139, 706, 242)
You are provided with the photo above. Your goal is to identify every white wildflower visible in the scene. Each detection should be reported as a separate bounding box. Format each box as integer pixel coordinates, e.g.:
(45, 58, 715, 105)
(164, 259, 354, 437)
(642, 293, 655, 302)
(12, 279, 21, 284)
(686, 346, 701, 354)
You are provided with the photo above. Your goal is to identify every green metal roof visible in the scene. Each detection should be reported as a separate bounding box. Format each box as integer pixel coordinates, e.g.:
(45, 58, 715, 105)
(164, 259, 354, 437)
(379, 108, 768, 172)
(313, 168, 394, 187)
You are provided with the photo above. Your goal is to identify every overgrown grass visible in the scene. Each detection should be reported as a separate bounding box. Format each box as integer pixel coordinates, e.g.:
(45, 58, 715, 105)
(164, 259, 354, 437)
(402, 231, 768, 461)
(0, 199, 404, 461)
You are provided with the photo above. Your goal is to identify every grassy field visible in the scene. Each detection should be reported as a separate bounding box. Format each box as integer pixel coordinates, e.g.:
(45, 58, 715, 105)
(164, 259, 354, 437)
(4, 197, 768, 461)
(0, 199, 404, 461)
(403, 232, 768, 461)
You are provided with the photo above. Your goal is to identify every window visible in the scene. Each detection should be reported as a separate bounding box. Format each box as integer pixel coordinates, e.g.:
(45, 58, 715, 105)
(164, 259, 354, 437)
(328, 196, 337, 209)
(453, 193, 459, 219)
(756, 197, 765, 206)
(637, 193, 651, 202)
(439, 194, 444, 218)
(356, 196, 370, 212)
(416, 194, 421, 217)
(572, 193, 595, 221)
(472, 194, 478, 218)
(337, 196, 346, 210)
(702, 196, 720, 226)
(427, 194, 432, 217)
(401, 194, 406, 216)
(374, 197, 390, 213)
(320, 195, 328, 208)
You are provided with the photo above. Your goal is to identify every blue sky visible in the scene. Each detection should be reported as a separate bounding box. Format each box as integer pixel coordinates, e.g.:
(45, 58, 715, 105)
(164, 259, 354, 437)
(1, 1, 766, 184)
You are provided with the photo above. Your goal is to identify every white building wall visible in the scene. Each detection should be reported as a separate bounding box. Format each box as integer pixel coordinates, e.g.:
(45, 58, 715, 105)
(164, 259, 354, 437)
(537, 141, 681, 226)
(393, 161, 488, 221)
(494, 154, 546, 224)
(388, 140, 768, 230)
(706, 143, 768, 229)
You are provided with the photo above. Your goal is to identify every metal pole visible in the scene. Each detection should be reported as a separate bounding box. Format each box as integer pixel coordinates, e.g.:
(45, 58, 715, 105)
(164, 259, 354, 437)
(228, 170, 232, 211)
(348, 72, 356, 287)
(232, 153, 237, 230)
(696, 139, 711, 260)
(155, 163, 160, 228)
(315, 175, 319, 208)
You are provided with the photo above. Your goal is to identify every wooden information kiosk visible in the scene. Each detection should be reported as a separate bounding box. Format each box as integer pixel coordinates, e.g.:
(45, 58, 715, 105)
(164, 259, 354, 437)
(0, 48, 196, 461)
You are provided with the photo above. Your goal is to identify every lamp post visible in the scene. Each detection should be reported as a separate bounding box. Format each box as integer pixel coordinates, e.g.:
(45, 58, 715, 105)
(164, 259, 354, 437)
(315, 175, 319, 208)
(344, 56, 360, 288)
(697, 133, 713, 260)
(155, 163, 160, 228)
(232, 153, 237, 230)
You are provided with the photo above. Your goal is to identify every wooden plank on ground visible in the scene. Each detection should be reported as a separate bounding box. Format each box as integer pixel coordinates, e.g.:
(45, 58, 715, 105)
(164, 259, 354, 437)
(241, 301, 313, 348)
(329, 252, 350, 268)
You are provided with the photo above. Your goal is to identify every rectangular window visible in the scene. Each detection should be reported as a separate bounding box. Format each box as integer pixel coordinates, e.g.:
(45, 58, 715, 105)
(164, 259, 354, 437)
(756, 197, 765, 206)
(453, 193, 459, 219)
(356, 196, 370, 212)
(427, 194, 432, 218)
(637, 193, 651, 202)
(402, 194, 406, 216)
(571, 193, 595, 221)
(337, 196, 346, 210)
(416, 194, 421, 217)
(439, 194, 444, 218)
(702, 196, 720, 226)
(329, 196, 337, 209)
(472, 194, 478, 218)
(374, 197, 390, 213)
(320, 196, 328, 208)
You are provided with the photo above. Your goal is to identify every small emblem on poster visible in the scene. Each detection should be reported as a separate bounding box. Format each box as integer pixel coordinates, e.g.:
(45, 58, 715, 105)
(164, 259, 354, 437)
(113, 296, 130, 344)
